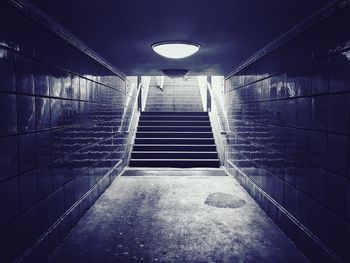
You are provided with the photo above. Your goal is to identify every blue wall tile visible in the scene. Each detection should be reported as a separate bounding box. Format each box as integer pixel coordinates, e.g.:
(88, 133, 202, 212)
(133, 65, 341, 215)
(225, 5, 350, 262)
(0, 219, 21, 262)
(36, 130, 51, 165)
(37, 163, 52, 201)
(0, 47, 16, 93)
(34, 62, 50, 96)
(327, 133, 349, 177)
(35, 97, 51, 130)
(0, 136, 18, 181)
(328, 93, 350, 134)
(16, 55, 34, 95)
(308, 165, 326, 203)
(0, 176, 19, 225)
(0, 2, 128, 261)
(20, 169, 37, 212)
(311, 95, 328, 131)
(0, 93, 17, 135)
(17, 95, 35, 133)
(330, 53, 350, 93)
(309, 130, 327, 168)
(18, 133, 37, 173)
(326, 171, 348, 218)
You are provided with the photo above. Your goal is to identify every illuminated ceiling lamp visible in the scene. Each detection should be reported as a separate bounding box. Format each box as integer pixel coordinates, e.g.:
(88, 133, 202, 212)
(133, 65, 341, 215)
(151, 41, 200, 59)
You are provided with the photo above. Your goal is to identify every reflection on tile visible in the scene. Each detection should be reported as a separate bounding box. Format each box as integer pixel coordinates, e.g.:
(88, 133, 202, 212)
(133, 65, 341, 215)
(35, 97, 50, 130)
(34, 67, 50, 97)
(71, 75, 80, 100)
(17, 95, 35, 133)
(330, 53, 350, 93)
(51, 98, 62, 128)
(16, 55, 34, 95)
(0, 47, 16, 92)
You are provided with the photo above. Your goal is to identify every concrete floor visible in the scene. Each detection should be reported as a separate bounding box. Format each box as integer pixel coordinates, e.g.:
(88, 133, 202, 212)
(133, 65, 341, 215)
(47, 168, 307, 263)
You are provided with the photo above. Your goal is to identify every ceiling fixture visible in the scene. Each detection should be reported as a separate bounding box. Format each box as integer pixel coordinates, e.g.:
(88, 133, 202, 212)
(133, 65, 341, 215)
(152, 41, 200, 59)
(161, 69, 190, 78)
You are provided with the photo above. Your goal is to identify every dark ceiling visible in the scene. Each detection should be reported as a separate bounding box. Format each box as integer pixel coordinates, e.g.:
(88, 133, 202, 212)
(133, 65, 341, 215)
(29, 0, 332, 76)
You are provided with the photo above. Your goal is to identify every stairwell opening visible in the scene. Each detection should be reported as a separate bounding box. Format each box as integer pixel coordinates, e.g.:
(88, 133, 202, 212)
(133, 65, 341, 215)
(128, 76, 225, 168)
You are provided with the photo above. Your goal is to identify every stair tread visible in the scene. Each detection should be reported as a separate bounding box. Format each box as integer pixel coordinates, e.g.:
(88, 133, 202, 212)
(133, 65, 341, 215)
(133, 144, 216, 146)
(138, 125, 211, 129)
(136, 132, 212, 133)
(132, 151, 217, 153)
(141, 112, 207, 114)
(139, 121, 210, 122)
(130, 159, 220, 161)
(135, 138, 214, 140)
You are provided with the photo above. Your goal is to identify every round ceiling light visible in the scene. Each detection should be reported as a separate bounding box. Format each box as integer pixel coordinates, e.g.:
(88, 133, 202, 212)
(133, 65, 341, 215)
(151, 41, 200, 59)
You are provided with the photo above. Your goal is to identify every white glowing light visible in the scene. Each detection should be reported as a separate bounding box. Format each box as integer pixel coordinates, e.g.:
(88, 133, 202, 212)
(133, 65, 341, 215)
(152, 41, 200, 59)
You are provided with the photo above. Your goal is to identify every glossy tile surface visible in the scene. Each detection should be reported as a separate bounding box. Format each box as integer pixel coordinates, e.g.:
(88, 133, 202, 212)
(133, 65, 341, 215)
(0, 2, 130, 262)
(225, 5, 350, 262)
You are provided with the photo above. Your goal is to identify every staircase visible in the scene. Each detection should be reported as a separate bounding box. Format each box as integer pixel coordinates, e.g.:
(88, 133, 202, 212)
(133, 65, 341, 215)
(145, 76, 203, 112)
(129, 77, 220, 168)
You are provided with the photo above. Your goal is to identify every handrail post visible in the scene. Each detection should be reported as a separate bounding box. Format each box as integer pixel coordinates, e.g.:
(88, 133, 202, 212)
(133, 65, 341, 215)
(137, 76, 142, 111)
(206, 83, 211, 112)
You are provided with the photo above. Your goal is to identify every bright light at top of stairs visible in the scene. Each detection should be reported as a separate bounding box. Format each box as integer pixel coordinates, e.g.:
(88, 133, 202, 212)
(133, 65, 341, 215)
(152, 41, 200, 59)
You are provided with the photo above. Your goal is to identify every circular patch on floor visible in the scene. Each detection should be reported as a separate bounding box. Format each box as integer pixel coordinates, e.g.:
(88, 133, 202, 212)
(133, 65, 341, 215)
(204, 192, 246, 208)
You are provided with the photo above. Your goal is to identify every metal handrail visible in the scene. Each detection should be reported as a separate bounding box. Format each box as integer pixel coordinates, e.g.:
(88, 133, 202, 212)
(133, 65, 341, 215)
(118, 82, 139, 133)
(206, 83, 229, 166)
(125, 83, 142, 133)
(206, 83, 229, 133)
(121, 83, 143, 166)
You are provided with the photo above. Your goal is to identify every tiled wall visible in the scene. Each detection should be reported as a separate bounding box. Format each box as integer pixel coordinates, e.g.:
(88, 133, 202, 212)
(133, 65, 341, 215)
(0, 3, 130, 262)
(225, 3, 350, 262)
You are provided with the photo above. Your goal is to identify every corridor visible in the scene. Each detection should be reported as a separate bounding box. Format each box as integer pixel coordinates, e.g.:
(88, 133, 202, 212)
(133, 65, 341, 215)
(47, 169, 306, 263)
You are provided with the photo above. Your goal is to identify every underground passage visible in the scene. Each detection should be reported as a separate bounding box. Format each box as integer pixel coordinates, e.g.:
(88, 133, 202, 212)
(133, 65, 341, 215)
(0, 0, 350, 262)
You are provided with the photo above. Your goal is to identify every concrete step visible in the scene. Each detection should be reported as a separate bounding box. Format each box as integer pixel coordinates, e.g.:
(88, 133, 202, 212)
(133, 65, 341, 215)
(141, 111, 207, 116)
(132, 144, 217, 151)
(144, 108, 204, 112)
(134, 138, 215, 145)
(129, 159, 220, 168)
(136, 132, 213, 138)
(145, 106, 203, 110)
(139, 121, 211, 126)
(131, 151, 218, 159)
(139, 116, 209, 121)
(137, 126, 212, 132)
(146, 92, 201, 95)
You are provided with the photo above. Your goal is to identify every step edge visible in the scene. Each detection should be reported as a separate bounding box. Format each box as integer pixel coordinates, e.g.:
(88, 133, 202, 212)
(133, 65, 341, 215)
(133, 144, 217, 146)
(132, 152, 217, 153)
(130, 159, 219, 162)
